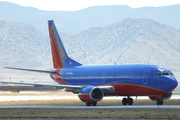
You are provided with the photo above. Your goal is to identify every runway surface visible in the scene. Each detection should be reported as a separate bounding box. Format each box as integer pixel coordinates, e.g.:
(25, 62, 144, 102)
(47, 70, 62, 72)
(0, 92, 179, 101)
(0, 92, 180, 110)
(0, 105, 180, 110)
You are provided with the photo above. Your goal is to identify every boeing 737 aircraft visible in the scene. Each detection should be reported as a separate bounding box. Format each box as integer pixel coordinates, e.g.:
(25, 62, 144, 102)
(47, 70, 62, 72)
(2, 20, 178, 106)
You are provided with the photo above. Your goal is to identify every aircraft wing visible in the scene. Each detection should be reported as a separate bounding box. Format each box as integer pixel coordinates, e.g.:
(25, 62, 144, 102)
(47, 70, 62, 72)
(0, 81, 83, 89)
(98, 86, 116, 93)
(0, 81, 115, 94)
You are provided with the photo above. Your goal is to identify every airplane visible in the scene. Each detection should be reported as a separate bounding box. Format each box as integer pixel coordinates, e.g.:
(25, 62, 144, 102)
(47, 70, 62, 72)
(2, 20, 178, 106)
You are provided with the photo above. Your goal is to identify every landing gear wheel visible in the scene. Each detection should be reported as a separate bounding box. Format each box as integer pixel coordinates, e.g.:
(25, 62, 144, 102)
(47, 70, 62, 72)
(156, 99, 163, 105)
(86, 102, 91, 106)
(122, 98, 128, 105)
(160, 100, 163, 105)
(156, 100, 159, 105)
(92, 102, 97, 106)
(128, 98, 133, 105)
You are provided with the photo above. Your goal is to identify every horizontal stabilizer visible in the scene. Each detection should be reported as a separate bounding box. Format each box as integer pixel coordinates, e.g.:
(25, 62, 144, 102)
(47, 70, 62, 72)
(4, 67, 56, 74)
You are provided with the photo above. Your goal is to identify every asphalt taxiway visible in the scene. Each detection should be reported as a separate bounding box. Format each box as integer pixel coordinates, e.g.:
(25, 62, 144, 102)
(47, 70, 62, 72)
(0, 92, 180, 110)
(0, 105, 180, 110)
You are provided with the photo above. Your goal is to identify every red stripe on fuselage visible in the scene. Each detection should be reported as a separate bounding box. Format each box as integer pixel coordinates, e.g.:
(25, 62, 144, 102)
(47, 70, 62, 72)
(51, 73, 68, 85)
(51, 69, 68, 85)
(102, 83, 168, 96)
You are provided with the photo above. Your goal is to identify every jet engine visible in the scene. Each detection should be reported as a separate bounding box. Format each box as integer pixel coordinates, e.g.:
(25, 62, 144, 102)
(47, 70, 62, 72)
(149, 92, 172, 100)
(78, 86, 104, 102)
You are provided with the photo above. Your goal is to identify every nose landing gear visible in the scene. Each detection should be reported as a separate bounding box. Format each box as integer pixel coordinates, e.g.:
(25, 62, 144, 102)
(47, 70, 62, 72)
(156, 99, 163, 105)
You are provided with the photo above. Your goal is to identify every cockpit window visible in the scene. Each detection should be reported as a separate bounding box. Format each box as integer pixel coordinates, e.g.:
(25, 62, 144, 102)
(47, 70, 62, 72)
(155, 72, 162, 77)
(169, 72, 174, 76)
(162, 72, 169, 76)
(155, 73, 158, 77)
(155, 72, 174, 77)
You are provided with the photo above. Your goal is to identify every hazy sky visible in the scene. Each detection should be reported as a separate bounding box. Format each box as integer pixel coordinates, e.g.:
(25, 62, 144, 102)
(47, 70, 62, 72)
(0, 0, 180, 11)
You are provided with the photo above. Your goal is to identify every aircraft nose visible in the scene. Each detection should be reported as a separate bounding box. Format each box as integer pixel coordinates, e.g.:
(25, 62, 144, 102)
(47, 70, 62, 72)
(169, 77, 178, 91)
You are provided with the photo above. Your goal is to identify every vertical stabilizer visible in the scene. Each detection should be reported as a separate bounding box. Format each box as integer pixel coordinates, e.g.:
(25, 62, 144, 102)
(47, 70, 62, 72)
(48, 20, 82, 68)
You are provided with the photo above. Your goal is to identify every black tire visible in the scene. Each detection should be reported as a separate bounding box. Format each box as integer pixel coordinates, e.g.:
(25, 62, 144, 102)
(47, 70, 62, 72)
(86, 102, 91, 106)
(156, 99, 163, 105)
(122, 98, 128, 105)
(156, 100, 160, 105)
(159, 100, 163, 105)
(92, 102, 97, 106)
(128, 98, 133, 105)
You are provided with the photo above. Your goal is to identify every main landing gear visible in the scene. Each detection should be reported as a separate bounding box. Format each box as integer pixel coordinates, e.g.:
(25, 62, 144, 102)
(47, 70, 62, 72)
(122, 97, 133, 105)
(86, 102, 97, 106)
(156, 99, 163, 105)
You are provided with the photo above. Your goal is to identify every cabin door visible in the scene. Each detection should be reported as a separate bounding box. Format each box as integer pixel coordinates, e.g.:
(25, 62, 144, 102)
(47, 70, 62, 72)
(143, 69, 150, 84)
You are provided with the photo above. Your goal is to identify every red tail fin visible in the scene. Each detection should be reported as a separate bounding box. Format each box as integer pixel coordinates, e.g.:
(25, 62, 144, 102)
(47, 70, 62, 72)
(48, 20, 82, 68)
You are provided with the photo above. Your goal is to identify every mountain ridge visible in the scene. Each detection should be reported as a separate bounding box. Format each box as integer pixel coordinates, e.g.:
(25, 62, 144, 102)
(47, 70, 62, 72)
(0, 2, 180, 34)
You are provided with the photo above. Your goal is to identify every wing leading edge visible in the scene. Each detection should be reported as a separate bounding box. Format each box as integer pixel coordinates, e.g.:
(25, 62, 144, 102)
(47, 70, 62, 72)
(0, 81, 115, 94)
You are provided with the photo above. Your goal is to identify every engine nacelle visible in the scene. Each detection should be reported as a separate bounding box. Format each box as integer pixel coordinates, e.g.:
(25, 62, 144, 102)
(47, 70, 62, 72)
(78, 86, 104, 102)
(149, 92, 172, 101)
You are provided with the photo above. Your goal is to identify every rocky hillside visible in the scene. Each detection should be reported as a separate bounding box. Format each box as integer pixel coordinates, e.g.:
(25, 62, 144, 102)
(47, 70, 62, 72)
(0, 21, 51, 68)
(61, 18, 180, 73)
(0, 18, 180, 81)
